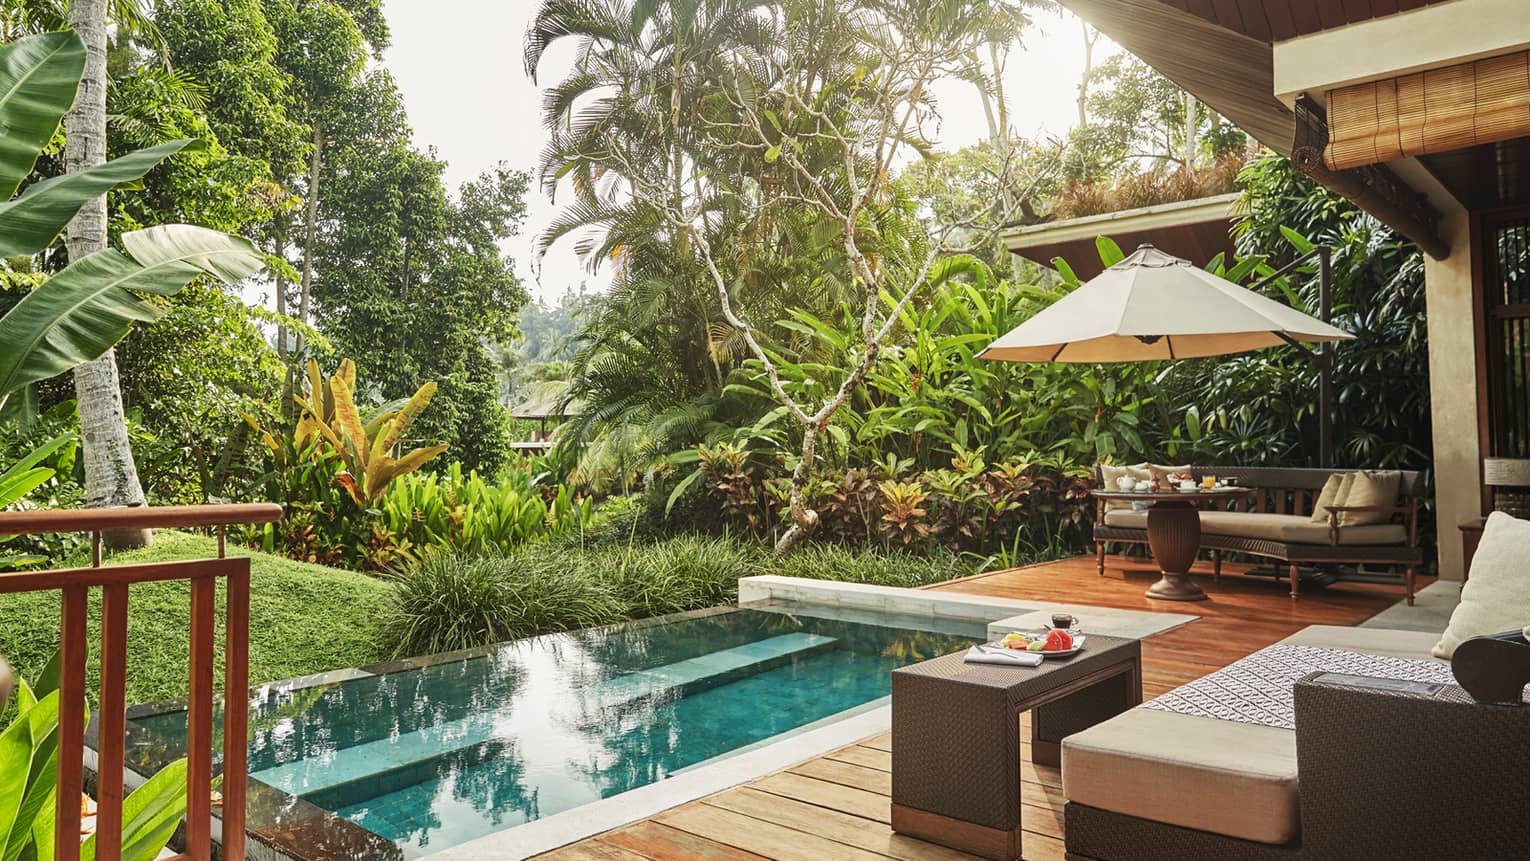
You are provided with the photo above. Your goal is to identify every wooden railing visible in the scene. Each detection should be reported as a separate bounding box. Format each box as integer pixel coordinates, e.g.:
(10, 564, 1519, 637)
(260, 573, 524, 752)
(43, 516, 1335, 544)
(0, 504, 282, 861)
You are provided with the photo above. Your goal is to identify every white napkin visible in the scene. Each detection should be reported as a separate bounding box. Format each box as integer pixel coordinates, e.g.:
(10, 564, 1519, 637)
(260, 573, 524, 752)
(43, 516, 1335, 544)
(963, 645, 1043, 667)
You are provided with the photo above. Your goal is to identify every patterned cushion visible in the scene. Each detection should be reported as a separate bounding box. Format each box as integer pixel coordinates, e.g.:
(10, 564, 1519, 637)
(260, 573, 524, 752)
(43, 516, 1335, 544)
(1142, 645, 1453, 730)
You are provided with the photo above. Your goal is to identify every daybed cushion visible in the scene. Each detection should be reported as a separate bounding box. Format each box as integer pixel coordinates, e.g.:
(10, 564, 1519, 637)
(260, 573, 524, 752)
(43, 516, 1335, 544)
(1433, 511, 1530, 659)
(1100, 509, 1406, 546)
(1062, 709, 1299, 845)
(1276, 624, 1445, 663)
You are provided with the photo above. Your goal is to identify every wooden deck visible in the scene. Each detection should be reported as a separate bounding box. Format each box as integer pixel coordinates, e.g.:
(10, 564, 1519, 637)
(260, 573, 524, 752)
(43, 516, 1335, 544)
(536, 555, 1411, 861)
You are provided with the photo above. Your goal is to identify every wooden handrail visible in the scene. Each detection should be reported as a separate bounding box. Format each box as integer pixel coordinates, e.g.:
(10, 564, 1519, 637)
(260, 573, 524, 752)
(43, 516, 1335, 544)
(0, 503, 281, 536)
(0, 504, 278, 861)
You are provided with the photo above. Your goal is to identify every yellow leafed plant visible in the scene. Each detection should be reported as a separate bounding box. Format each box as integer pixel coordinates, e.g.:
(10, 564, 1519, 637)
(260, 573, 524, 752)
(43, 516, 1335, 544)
(290, 359, 449, 505)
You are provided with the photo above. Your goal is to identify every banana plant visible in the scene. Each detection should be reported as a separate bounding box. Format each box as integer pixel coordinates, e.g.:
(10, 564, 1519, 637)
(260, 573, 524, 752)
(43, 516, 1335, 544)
(0, 654, 188, 861)
(0, 30, 264, 416)
(290, 361, 448, 505)
(0, 434, 75, 568)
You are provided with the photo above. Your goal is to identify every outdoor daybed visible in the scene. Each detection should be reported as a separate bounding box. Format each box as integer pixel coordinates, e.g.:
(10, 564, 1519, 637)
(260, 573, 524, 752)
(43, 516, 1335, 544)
(1093, 466, 1426, 602)
(1061, 512, 1530, 860)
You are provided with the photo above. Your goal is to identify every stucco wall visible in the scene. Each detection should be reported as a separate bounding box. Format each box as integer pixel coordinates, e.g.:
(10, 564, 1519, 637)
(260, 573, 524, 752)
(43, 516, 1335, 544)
(1423, 209, 1481, 581)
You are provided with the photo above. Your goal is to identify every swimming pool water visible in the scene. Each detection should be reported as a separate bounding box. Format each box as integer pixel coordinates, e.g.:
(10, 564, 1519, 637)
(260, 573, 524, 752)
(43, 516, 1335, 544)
(136, 604, 979, 857)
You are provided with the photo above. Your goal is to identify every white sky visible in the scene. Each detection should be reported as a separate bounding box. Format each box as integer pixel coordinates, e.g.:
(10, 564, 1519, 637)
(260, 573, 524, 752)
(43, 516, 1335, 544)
(380, 2, 1119, 303)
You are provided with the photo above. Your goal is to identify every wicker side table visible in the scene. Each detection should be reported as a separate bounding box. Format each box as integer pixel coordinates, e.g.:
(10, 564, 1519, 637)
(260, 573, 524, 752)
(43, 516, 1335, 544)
(890, 635, 1143, 861)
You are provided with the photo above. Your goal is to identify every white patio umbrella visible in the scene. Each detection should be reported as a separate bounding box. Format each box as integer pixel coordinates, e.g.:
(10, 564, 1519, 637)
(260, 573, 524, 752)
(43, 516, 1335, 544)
(978, 244, 1353, 363)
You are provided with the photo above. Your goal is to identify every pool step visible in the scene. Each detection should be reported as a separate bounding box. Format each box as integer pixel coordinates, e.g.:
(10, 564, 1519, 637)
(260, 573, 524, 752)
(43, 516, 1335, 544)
(575, 632, 838, 715)
(250, 632, 838, 797)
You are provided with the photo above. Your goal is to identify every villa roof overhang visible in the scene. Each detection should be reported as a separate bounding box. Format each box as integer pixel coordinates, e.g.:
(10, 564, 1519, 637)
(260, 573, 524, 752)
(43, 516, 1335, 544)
(1003, 192, 1241, 279)
(1056, 0, 1530, 259)
(1154, 1, 1456, 42)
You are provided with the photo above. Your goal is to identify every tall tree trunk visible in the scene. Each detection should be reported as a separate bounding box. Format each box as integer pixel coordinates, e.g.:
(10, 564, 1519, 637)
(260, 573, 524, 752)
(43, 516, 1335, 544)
(297, 121, 324, 352)
(67, 0, 151, 548)
(1182, 93, 1199, 174)
(274, 227, 288, 360)
(1077, 22, 1098, 127)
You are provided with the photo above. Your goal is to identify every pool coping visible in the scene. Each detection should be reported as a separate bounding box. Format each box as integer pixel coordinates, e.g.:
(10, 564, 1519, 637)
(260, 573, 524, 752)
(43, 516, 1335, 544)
(106, 580, 1057, 861)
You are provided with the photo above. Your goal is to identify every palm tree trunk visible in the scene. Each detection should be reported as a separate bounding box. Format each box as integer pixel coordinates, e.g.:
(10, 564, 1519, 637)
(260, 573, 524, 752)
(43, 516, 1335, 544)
(297, 121, 324, 351)
(67, 0, 151, 548)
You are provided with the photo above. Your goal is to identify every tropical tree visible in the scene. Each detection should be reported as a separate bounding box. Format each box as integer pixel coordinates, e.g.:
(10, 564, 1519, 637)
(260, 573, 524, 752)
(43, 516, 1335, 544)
(626, 1, 1033, 553)
(0, 30, 264, 535)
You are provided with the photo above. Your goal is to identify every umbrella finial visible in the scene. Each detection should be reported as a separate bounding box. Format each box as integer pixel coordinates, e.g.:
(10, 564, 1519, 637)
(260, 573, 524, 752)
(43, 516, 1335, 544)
(1119, 243, 1191, 269)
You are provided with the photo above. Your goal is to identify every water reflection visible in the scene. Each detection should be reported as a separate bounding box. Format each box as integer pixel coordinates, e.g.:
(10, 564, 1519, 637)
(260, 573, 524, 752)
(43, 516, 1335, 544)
(135, 606, 978, 858)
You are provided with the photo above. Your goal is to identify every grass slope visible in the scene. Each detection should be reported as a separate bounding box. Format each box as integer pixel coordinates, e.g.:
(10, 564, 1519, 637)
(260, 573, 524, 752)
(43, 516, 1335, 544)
(0, 531, 392, 707)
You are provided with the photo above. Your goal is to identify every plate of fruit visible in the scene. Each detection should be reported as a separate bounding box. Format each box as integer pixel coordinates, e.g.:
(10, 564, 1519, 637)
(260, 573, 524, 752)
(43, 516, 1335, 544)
(996, 629, 1085, 658)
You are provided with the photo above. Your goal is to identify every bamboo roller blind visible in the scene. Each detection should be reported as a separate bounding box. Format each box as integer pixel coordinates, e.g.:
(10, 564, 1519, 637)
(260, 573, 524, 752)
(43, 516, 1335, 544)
(1325, 50, 1530, 170)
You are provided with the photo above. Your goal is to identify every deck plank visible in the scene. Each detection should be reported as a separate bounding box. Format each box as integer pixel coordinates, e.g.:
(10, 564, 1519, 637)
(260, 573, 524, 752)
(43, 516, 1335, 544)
(599, 820, 771, 861)
(659, 803, 890, 861)
(537, 840, 653, 861)
(708, 787, 983, 861)
(537, 554, 1403, 861)
(789, 757, 892, 795)
(751, 772, 890, 823)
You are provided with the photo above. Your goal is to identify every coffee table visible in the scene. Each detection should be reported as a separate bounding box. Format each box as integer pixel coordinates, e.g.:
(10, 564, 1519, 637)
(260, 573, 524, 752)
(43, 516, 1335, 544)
(1092, 487, 1255, 601)
(890, 635, 1142, 861)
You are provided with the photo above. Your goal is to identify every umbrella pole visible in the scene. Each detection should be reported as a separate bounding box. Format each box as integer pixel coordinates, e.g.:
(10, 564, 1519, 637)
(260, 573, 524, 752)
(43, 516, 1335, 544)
(1261, 245, 1338, 469)
(1319, 246, 1333, 470)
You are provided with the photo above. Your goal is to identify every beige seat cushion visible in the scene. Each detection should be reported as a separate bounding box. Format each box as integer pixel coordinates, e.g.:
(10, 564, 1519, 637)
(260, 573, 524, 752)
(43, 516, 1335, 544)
(1102, 509, 1406, 546)
(1277, 624, 1446, 663)
(1339, 470, 1401, 526)
(1062, 709, 1298, 845)
(1434, 512, 1530, 659)
(1101, 508, 1149, 528)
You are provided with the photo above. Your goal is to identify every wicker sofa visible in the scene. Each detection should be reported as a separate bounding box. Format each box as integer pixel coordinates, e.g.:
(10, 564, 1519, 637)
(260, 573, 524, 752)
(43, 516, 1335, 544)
(1093, 466, 1426, 603)
(1060, 625, 1530, 860)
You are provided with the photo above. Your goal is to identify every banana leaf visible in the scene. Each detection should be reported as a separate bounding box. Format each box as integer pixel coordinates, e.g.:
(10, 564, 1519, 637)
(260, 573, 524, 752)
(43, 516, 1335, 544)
(0, 32, 85, 201)
(0, 139, 202, 258)
(0, 225, 263, 409)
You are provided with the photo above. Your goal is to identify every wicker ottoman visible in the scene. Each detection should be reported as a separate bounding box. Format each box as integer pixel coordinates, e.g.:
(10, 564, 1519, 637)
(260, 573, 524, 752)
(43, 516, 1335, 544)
(890, 635, 1142, 861)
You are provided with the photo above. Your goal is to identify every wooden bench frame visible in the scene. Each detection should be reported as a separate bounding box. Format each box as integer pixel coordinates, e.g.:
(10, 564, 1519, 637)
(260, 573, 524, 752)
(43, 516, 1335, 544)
(1092, 467, 1427, 603)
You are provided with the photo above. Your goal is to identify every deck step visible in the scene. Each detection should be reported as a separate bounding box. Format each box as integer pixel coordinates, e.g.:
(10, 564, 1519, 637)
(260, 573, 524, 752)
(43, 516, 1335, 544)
(250, 632, 838, 797)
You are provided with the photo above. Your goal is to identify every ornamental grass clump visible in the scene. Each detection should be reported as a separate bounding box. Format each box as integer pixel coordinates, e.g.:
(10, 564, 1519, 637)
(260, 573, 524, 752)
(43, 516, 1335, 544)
(610, 535, 762, 617)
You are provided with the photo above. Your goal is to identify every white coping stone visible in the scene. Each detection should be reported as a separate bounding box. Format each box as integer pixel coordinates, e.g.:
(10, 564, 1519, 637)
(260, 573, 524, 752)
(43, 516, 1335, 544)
(418, 703, 894, 861)
(737, 575, 1039, 622)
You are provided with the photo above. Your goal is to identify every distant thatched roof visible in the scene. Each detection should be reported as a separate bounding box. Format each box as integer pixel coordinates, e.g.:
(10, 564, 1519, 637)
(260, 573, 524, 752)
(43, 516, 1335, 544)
(510, 381, 576, 420)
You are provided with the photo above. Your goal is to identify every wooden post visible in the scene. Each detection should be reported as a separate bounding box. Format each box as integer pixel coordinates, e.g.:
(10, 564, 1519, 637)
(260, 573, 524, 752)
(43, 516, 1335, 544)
(56, 585, 88, 861)
(97, 582, 130, 859)
(186, 575, 217, 859)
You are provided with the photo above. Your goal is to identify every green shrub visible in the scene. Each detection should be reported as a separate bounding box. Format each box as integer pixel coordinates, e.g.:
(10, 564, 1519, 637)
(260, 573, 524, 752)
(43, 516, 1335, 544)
(380, 533, 985, 658)
(386, 544, 626, 657)
(763, 544, 979, 588)
(379, 463, 594, 556)
(611, 535, 761, 617)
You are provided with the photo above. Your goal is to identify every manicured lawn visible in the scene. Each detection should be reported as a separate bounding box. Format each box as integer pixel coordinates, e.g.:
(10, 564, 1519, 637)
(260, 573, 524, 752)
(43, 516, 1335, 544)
(0, 531, 392, 707)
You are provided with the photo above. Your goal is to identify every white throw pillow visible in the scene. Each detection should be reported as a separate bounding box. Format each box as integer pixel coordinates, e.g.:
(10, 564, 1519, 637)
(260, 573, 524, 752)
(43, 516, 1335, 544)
(1433, 512, 1530, 659)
